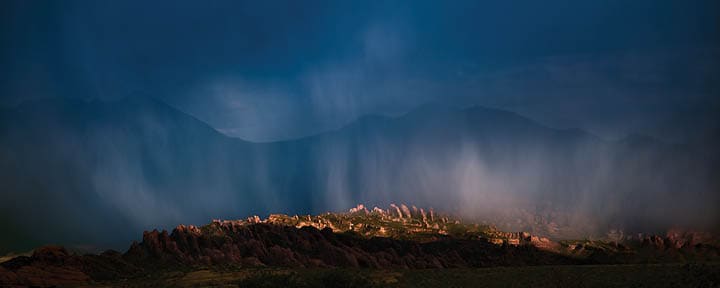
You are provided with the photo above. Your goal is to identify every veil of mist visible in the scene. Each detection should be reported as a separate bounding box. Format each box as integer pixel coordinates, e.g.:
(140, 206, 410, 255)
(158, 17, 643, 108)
(1, 0, 719, 287)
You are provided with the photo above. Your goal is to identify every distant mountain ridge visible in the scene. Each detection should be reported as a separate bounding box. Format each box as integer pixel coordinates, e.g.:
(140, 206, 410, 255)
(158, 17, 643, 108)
(0, 97, 717, 253)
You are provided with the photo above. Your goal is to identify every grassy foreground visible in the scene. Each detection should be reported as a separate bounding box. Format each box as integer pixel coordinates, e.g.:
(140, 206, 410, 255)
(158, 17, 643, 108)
(79, 263, 719, 288)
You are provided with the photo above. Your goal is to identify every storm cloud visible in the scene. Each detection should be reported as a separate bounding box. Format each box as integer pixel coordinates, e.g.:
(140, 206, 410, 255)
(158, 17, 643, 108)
(1, 0, 719, 253)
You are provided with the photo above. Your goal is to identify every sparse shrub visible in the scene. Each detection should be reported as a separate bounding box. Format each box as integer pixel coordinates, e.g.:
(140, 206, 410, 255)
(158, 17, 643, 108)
(319, 269, 373, 288)
(236, 271, 307, 288)
(235, 269, 374, 288)
(682, 263, 720, 287)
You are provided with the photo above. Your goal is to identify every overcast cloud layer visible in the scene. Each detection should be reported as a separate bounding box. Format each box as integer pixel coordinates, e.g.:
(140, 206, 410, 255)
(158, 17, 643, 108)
(1, 0, 720, 253)
(2, 0, 719, 142)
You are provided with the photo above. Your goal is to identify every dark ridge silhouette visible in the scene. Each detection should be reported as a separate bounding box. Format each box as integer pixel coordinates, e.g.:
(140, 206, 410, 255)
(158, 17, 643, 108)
(0, 97, 718, 254)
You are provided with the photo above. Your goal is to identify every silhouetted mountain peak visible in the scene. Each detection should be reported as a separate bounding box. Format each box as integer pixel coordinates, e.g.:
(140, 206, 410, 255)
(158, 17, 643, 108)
(0, 96, 716, 255)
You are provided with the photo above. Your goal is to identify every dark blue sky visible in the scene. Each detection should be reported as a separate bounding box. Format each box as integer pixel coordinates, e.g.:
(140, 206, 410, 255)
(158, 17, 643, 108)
(2, 0, 719, 141)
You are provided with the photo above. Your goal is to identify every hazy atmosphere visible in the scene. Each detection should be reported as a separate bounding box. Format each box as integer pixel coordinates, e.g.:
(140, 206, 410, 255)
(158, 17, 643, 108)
(1, 0, 719, 253)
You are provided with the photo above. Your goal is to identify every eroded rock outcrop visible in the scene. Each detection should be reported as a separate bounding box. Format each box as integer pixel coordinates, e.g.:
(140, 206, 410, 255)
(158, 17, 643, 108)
(0, 246, 140, 287)
(123, 222, 577, 269)
(2, 206, 718, 287)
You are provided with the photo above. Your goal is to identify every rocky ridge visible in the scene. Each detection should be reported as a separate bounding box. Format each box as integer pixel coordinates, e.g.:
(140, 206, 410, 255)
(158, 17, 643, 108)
(1, 204, 718, 287)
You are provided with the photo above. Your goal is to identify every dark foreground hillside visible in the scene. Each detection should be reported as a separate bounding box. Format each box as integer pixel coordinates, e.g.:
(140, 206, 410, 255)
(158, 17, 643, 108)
(85, 263, 720, 288)
(2, 244, 719, 288)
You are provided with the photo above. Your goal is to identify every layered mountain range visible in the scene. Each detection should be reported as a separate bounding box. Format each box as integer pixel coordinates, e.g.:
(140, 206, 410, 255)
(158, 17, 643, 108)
(0, 98, 718, 253)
